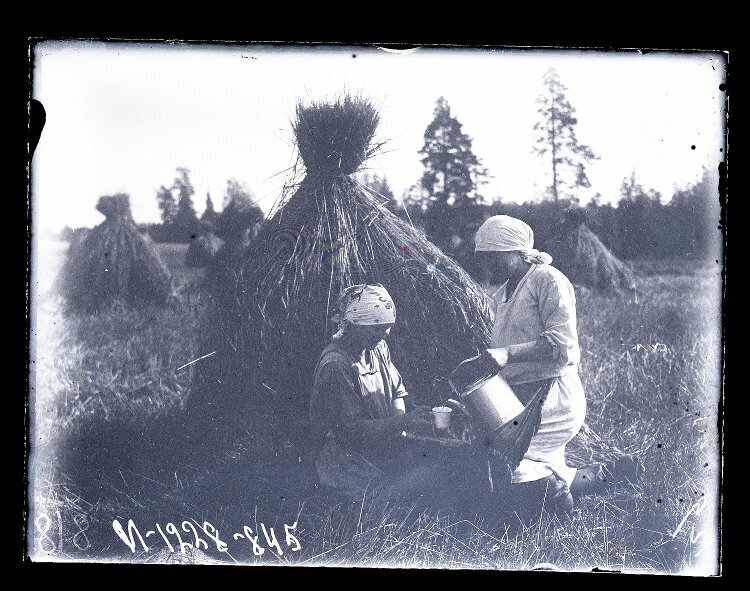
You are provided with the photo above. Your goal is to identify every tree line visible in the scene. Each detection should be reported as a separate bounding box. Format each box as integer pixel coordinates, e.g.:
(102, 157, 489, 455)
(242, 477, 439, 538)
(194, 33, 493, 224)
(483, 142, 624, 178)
(60, 168, 264, 245)
(389, 165, 722, 262)
(61, 68, 722, 262)
(390, 68, 722, 262)
(143, 169, 263, 245)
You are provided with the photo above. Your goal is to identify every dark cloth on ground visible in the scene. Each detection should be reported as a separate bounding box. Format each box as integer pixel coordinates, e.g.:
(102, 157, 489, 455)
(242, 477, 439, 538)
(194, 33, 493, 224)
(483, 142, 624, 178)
(315, 433, 507, 511)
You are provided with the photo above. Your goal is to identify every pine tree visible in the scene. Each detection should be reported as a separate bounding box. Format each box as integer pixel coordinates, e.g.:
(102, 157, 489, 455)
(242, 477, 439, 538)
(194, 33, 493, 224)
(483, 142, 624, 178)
(156, 184, 177, 225)
(415, 97, 488, 249)
(533, 68, 599, 202)
(201, 192, 219, 229)
(361, 173, 404, 217)
(172, 168, 198, 223)
(171, 167, 201, 241)
(375, 175, 395, 202)
(668, 167, 721, 260)
(215, 178, 263, 243)
(616, 172, 662, 259)
(360, 173, 395, 201)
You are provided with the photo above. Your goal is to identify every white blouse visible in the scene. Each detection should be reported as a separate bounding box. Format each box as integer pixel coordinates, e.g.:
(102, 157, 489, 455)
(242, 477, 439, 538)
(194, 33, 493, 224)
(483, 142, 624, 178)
(484, 264, 581, 385)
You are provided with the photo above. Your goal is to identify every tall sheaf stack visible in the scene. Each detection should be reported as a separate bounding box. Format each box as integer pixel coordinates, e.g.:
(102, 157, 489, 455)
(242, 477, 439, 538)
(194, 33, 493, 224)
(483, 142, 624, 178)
(59, 194, 172, 311)
(191, 96, 493, 453)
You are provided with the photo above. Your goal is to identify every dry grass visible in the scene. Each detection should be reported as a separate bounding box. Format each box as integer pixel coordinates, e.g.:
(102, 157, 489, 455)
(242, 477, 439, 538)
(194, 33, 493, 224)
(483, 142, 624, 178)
(28, 249, 722, 574)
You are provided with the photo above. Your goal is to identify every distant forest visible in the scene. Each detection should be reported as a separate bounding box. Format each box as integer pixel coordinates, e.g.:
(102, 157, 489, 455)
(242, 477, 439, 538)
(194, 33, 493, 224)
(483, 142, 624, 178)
(60, 78, 724, 265)
(59, 164, 723, 264)
(388, 165, 723, 263)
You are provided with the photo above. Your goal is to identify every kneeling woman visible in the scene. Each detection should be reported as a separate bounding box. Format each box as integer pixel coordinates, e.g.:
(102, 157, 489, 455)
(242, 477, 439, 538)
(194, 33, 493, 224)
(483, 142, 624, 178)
(475, 215, 586, 518)
(309, 284, 436, 495)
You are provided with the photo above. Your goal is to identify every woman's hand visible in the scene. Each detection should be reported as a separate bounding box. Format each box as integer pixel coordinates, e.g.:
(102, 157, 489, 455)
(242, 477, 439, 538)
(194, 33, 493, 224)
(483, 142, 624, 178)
(484, 347, 510, 370)
(402, 405, 434, 433)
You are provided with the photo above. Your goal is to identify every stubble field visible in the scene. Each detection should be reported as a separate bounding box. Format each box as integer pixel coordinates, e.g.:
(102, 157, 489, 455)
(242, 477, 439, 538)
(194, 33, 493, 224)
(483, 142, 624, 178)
(28, 241, 722, 574)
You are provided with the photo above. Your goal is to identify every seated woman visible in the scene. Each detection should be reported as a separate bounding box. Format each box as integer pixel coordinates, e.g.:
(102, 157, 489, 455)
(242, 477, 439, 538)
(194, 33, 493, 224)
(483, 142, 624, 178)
(309, 283, 489, 503)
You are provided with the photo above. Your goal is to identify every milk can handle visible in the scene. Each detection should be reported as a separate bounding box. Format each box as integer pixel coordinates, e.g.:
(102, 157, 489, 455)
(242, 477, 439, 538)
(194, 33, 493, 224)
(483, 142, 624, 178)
(447, 353, 484, 397)
(448, 353, 483, 379)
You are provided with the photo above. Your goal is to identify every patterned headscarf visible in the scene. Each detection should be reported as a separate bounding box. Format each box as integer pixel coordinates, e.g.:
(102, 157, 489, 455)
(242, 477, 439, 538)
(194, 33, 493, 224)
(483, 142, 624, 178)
(332, 283, 396, 340)
(474, 215, 553, 265)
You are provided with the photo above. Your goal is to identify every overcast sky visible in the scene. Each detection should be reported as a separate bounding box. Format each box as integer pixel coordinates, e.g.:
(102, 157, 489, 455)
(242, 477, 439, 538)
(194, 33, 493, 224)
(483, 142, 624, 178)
(31, 42, 726, 232)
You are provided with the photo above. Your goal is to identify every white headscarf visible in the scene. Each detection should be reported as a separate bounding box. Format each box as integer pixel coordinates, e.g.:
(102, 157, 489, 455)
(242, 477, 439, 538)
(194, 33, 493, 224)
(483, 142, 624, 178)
(474, 215, 553, 265)
(332, 283, 396, 340)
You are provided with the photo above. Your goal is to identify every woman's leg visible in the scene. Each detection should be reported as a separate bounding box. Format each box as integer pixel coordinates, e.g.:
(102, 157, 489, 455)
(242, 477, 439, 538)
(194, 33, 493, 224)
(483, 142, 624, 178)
(513, 373, 587, 489)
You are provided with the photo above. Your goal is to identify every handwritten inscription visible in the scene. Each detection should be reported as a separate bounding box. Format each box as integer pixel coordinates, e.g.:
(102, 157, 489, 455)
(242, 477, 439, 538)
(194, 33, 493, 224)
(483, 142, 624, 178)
(34, 510, 91, 554)
(112, 518, 301, 557)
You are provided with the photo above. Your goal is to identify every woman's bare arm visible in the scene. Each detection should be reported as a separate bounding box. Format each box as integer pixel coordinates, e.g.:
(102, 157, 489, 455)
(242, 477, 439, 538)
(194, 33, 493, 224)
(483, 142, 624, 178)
(486, 338, 554, 367)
